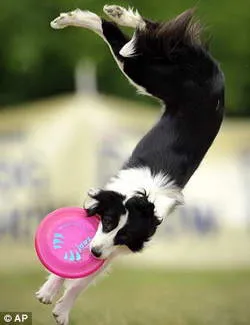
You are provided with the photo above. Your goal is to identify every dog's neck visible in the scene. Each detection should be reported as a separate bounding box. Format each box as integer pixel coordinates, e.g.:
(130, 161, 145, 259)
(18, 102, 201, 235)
(105, 167, 184, 220)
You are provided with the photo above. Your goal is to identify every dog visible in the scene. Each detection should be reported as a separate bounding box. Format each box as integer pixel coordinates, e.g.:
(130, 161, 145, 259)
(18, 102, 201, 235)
(36, 5, 224, 325)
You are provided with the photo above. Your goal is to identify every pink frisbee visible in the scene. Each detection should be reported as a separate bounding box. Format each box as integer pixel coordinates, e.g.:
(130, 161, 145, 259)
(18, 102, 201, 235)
(35, 207, 105, 279)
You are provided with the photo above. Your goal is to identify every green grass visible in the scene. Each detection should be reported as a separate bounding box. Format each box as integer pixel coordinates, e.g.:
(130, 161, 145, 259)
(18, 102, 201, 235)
(0, 268, 250, 325)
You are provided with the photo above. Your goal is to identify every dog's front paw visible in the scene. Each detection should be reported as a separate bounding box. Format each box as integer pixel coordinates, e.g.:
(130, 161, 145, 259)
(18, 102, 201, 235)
(35, 289, 53, 305)
(53, 301, 69, 325)
(52, 312, 69, 325)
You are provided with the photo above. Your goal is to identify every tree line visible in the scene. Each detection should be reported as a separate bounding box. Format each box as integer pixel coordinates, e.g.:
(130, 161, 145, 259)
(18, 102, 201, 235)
(0, 0, 249, 116)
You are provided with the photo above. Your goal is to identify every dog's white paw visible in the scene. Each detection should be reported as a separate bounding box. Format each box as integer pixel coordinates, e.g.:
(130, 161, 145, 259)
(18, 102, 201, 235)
(50, 9, 102, 35)
(103, 5, 144, 28)
(103, 5, 126, 19)
(88, 188, 101, 198)
(35, 288, 53, 305)
(50, 9, 80, 29)
(52, 301, 69, 325)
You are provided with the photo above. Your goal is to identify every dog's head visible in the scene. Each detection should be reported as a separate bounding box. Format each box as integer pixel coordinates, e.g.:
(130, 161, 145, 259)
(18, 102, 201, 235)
(85, 189, 161, 259)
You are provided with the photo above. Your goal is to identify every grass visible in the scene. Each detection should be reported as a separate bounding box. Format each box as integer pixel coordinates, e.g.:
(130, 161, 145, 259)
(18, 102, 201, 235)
(0, 267, 250, 325)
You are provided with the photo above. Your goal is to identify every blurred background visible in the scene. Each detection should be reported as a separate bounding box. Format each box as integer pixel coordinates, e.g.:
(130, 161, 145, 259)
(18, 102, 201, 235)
(0, 0, 250, 324)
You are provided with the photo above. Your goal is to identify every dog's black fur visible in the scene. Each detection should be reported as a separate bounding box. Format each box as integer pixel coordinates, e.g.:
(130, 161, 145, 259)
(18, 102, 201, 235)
(88, 190, 126, 233)
(114, 194, 161, 252)
(88, 9, 224, 255)
(119, 10, 224, 188)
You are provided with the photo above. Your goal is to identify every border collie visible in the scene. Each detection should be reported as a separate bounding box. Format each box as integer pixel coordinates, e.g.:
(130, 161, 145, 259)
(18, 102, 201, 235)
(36, 5, 224, 325)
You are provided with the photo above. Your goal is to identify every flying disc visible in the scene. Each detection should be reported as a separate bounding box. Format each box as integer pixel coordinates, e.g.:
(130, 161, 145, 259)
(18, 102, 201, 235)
(35, 207, 105, 279)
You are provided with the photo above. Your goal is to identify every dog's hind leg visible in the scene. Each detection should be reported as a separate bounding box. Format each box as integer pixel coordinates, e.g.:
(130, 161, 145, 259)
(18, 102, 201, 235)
(50, 8, 148, 86)
(103, 5, 146, 30)
(103, 5, 152, 58)
(51, 9, 129, 64)
(36, 274, 65, 305)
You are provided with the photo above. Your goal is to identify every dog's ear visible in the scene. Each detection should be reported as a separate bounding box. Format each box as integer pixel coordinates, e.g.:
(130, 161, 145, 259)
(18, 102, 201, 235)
(85, 203, 99, 216)
(88, 188, 101, 199)
(84, 188, 101, 216)
(125, 194, 155, 216)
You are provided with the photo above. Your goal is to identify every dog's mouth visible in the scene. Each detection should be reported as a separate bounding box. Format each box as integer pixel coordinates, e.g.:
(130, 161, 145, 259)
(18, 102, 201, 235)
(90, 247, 103, 259)
(90, 245, 116, 260)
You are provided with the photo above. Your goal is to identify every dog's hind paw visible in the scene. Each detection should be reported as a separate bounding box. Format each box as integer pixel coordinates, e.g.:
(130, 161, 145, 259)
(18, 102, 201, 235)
(50, 9, 80, 29)
(103, 5, 144, 29)
(103, 5, 125, 19)
(50, 9, 102, 35)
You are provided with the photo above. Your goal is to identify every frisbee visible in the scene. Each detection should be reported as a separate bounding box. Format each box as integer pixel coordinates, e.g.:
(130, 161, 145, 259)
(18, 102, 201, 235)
(35, 207, 105, 279)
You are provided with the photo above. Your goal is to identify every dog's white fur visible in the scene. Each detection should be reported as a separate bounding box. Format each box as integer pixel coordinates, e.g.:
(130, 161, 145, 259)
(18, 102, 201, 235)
(119, 32, 138, 58)
(50, 9, 103, 36)
(105, 167, 183, 220)
(37, 6, 183, 325)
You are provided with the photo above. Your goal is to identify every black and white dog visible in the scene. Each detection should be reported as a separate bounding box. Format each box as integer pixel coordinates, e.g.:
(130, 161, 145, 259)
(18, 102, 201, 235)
(36, 5, 224, 325)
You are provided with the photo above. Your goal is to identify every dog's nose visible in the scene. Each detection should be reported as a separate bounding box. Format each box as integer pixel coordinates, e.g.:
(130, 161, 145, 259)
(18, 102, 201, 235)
(91, 247, 102, 258)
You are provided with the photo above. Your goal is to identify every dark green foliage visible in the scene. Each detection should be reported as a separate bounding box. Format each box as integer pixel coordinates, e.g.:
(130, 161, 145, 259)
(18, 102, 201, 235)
(0, 0, 249, 115)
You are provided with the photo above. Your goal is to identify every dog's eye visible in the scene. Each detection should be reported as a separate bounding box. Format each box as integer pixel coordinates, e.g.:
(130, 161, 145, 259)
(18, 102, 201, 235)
(102, 216, 113, 232)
